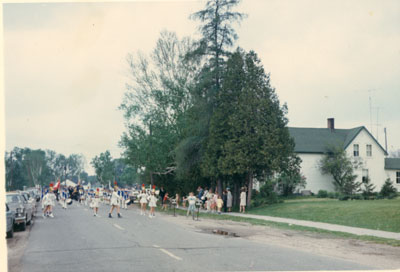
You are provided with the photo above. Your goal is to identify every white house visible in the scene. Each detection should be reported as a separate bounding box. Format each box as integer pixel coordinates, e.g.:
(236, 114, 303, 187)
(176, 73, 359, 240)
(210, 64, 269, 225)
(289, 118, 400, 193)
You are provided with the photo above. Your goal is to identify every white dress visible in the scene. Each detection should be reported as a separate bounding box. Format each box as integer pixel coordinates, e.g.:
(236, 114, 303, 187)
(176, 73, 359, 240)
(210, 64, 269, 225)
(110, 191, 120, 206)
(148, 195, 157, 207)
(139, 193, 148, 204)
(92, 197, 100, 208)
(240, 192, 247, 206)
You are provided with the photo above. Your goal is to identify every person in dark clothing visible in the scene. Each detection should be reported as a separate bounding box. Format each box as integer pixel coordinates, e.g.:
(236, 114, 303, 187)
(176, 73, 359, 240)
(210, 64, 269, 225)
(222, 190, 228, 213)
(159, 186, 166, 205)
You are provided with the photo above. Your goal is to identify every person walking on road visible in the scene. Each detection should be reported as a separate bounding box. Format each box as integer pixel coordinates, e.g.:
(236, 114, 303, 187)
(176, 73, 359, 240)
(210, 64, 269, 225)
(92, 189, 100, 216)
(148, 191, 157, 218)
(139, 187, 148, 216)
(109, 186, 122, 218)
(240, 188, 247, 213)
(162, 192, 169, 211)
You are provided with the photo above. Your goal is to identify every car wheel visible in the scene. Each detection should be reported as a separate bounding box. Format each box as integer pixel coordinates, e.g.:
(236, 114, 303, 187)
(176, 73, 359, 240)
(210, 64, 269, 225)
(7, 226, 14, 238)
(20, 221, 26, 231)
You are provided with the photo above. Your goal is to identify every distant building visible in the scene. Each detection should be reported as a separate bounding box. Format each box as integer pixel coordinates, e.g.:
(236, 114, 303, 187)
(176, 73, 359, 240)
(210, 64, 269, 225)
(289, 118, 400, 193)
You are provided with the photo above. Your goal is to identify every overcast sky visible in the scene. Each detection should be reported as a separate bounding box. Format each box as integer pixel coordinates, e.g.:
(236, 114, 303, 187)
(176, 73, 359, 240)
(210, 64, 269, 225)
(2, 0, 400, 175)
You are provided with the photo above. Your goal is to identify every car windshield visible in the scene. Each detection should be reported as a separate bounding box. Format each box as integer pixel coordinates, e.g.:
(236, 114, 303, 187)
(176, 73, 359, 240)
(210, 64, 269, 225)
(6, 194, 21, 203)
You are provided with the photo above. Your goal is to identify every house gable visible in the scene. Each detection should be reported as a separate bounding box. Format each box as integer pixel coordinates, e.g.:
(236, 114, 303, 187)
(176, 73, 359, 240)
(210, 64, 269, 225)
(289, 126, 387, 155)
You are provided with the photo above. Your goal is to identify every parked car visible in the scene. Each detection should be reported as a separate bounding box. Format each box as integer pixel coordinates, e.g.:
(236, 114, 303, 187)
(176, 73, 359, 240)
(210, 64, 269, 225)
(20, 190, 37, 216)
(28, 188, 41, 202)
(6, 192, 33, 231)
(6, 204, 15, 238)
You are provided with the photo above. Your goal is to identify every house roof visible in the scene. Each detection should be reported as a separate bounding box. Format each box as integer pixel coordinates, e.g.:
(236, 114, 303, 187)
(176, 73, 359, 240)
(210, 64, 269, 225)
(385, 158, 400, 170)
(288, 126, 388, 155)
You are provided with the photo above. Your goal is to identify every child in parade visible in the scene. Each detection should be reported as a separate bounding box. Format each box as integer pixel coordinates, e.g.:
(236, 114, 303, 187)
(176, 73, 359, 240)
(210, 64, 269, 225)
(43, 186, 56, 218)
(212, 192, 218, 213)
(148, 191, 157, 218)
(92, 189, 100, 216)
(109, 186, 122, 218)
(61, 187, 69, 209)
(139, 187, 148, 215)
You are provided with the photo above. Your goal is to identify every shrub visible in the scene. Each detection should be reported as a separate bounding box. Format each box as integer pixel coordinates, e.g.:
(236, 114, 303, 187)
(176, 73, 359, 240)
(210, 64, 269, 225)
(317, 190, 328, 198)
(251, 180, 281, 207)
(338, 194, 350, 201)
(327, 192, 336, 199)
(380, 179, 398, 199)
(351, 194, 363, 200)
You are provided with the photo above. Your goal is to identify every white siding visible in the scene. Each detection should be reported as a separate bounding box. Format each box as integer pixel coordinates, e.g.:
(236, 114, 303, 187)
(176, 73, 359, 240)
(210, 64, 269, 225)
(386, 170, 400, 190)
(298, 153, 335, 193)
(345, 129, 387, 191)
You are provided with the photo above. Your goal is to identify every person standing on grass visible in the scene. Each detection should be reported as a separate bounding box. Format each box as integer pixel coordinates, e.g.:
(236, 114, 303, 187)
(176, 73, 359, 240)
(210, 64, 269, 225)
(222, 190, 228, 213)
(109, 185, 122, 218)
(226, 188, 233, 212)
(159, 186, 166, 206)
(240, 188, 247, 213)
(185, 192, 197, 218)
(212, 192, 218, 213)
(162, 193, 169, 211)
(148, 191, 157, 218)
(216, 195, 224, 214)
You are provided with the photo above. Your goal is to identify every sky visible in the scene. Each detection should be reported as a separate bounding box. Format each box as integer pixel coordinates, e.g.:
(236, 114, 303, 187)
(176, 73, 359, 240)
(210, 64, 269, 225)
(2, 0, 400, 175)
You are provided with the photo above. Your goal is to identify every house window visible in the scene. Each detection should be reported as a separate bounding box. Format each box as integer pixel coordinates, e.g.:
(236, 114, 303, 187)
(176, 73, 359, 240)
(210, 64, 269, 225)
(366, 144, 372, 156)
(397, 172, 400, 184)
(362, 169, 369, 183)
(353, 144, 359, 157)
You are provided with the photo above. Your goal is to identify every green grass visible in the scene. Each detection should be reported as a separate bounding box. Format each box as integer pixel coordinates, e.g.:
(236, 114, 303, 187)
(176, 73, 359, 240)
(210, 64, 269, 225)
(158, 207, 400, 247)
(249, 197, 400, 233)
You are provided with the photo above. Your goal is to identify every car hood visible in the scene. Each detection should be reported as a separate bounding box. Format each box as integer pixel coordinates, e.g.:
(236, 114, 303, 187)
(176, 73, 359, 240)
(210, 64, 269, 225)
(7, 202, 25, 211)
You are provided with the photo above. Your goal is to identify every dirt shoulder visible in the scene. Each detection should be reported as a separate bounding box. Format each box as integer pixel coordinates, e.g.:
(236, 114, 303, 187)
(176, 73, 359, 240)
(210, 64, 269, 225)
(160, 213, 400, 270)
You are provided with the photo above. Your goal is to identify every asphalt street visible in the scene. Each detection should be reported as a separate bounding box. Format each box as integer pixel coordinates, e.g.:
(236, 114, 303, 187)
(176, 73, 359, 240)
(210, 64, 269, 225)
(20, 203, 375, 272)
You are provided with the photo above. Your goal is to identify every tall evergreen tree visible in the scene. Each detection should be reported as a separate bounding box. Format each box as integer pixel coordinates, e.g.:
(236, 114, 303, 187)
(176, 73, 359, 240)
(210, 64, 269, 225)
(207, 49, 297, 205)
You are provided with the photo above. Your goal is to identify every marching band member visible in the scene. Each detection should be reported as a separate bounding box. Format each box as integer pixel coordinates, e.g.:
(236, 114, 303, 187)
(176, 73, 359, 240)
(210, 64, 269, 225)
(138, 184, 148, 216)
(61, 187, 69, 209)
(148, 186, 157, 218)
(123, 189, 129, 210)
(109, 183, 122, 218)
(92, 188, 100, 216)
(43, 183, 56, 218)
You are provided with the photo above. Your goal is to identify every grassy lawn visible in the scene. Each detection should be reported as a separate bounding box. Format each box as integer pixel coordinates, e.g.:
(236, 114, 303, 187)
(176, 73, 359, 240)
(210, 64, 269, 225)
(249, 197, 400, 233)
(158, 207, 400, 247)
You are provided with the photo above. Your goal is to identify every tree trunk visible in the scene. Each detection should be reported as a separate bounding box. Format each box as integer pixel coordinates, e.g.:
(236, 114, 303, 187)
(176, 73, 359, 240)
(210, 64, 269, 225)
(247, 171, 253, 207)
(233, 182, 239, 207)
(217, 178, 223, 195)
(150, 171, 154, 186)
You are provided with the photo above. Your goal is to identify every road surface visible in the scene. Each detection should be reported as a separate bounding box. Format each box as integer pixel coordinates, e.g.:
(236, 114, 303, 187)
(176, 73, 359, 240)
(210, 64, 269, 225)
(17, 203, 375, 272)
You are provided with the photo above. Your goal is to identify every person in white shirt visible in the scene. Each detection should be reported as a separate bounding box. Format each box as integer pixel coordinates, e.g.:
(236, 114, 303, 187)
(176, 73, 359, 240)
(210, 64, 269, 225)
(184, 192, 197, 218)
(43, 187, 57, 218)
(92, 190, 100, 216)
(109, 186, 122, 218)
(148, 191, 157, 218)
(138, 189, 148, 215)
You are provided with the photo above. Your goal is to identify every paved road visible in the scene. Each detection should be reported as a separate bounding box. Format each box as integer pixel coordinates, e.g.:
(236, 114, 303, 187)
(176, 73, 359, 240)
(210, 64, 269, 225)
(20, 203, 375, 272)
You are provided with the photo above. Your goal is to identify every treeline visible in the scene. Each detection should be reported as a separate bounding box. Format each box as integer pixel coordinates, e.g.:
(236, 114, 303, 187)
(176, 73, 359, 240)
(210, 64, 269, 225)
(90, 150, 138, 187)
(4, 147, 93, 191)
(117, 0, 304, 206)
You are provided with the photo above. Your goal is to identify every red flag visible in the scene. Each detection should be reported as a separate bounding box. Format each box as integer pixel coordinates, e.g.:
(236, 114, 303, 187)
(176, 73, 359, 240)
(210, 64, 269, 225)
(53, 180, 61, 190)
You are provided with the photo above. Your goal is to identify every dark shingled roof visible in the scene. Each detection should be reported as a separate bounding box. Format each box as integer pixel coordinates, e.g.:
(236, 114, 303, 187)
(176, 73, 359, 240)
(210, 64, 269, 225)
(288, 126, 387, 155)
(385, 158, 400, 170)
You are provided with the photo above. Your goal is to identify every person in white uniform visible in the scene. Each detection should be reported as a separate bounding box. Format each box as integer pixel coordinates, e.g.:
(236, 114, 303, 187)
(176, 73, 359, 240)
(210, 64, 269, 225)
(148, 191, 157, 218)
(240, 187, 247, 213)
(109, 186, 122, 218)
(138, 188, 148, 216)
(92, 190, 100, 216)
